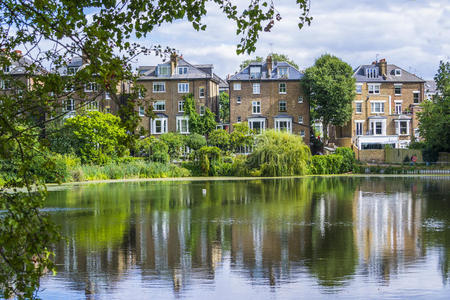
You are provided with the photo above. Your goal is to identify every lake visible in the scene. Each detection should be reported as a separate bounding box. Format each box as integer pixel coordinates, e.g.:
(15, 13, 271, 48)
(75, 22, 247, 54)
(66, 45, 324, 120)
(39, 176, 450, 299)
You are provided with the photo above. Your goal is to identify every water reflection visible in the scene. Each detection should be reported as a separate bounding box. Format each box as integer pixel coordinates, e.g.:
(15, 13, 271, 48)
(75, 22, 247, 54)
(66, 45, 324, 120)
(42, 177, 450, 298)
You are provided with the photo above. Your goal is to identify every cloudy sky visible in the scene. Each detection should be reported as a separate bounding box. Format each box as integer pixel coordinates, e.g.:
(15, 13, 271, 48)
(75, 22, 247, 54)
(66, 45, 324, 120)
(134, 0, 449, 80)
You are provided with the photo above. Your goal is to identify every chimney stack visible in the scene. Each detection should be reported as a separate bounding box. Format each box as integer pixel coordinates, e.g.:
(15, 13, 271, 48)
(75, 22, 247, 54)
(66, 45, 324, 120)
(266, 55, 272, 78)
(378, 58, 387, 77)
(170, 52, 178, 76)
(14, 50, 22, 56)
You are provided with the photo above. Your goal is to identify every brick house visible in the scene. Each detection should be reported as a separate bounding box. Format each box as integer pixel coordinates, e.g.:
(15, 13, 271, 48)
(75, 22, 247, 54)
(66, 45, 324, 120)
(333, 59, 425, 149)
(137, 54, 221, 135)
(228, 55, 310, 144)
(59, 56, 115, 119)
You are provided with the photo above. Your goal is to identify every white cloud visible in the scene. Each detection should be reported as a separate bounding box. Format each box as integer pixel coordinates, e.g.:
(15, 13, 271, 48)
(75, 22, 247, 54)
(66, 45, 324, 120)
(134, 0, 449, 79)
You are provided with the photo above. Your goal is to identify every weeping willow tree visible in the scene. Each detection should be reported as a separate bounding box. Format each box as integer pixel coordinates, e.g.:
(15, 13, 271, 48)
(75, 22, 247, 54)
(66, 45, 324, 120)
(247, 130, 311, 176)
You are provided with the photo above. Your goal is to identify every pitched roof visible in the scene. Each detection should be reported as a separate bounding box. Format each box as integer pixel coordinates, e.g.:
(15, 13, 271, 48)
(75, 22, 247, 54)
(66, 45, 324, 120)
(229, 60, 303, 81)
(353, 63, 425, 83)
(137, 58, 217, 81)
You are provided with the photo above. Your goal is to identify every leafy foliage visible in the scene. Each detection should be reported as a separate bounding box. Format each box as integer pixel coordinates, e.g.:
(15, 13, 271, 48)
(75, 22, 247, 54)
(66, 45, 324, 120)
(148, 138, 170, 164)
(335, 147, 356, 173)
(230, 122, 255, 152)
(183, 93, 217, 135)
(160, 133, 185, 161)
(303, 54, 355, 142)
(219, 92, 230, 124)
(418, 61, 450, 152)
(64, 112, 127, 164)
(208, 129, 231, 151)
(240, 53, 299, 70)
(247, 130, 311, 176)
(184, 133, 207, 151)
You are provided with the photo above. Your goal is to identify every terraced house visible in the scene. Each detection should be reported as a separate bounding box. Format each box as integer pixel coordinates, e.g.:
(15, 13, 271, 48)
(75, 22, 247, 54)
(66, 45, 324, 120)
(137, 54, 221, 134)
(228, 55, 310, 144)
(333, 59, 425, 149)
(58, 56, 115, 119)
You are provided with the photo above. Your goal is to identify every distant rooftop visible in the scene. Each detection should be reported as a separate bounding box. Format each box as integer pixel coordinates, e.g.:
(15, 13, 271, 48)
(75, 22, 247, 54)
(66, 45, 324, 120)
(353, 60, 424, 83)
(229, 58, 303, 81)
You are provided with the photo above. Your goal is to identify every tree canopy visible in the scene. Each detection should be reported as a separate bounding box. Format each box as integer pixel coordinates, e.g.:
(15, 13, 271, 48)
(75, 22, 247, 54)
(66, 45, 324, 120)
(0, 1, 312, 297)
(418, 61, 450, 152)
(239, 53, 300, 70)
(302, 54, 355, 142)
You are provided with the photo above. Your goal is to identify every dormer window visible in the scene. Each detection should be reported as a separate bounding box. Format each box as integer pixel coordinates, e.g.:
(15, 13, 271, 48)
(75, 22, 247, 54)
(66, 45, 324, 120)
(395, 69, 402, 76)
(249, 66, 261, 79)
(158, 65, 170, 76)
(178, 67, 188, 75)
(365, 67, 379, 79)
(278, 67, 288, 77)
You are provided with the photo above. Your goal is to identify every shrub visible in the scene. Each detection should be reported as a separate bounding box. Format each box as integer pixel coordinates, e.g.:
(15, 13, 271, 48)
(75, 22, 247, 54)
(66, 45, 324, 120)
(149, 139, 170, 163)
(230, 122, 254, 152)
(310, 154, 344, 175)
(335, 147, 356, 173)
(208, 129, 230, 151)
(247, 130, 311, 176)
(160, 132, 185, 160)
(184, 133, 207, 151)
(192, 146, 221, 176)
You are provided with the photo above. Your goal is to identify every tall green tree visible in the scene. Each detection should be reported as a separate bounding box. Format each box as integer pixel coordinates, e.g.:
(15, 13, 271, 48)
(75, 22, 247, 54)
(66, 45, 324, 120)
(183, 93, 216, 135)
(0, 0, 312, 297)
(302, 54, 355, 143)
(219, 92, 230, 124)
(418, 61, 450, 152)
(240, 53, 299, 70)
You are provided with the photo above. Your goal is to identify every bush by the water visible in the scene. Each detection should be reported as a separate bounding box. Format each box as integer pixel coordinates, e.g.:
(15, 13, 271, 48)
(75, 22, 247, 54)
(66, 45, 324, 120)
(247, 130, 311, 176)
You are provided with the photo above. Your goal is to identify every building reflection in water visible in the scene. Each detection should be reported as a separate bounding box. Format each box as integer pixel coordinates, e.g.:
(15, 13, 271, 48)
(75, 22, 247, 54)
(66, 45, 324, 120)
(45, 177, 450, 296)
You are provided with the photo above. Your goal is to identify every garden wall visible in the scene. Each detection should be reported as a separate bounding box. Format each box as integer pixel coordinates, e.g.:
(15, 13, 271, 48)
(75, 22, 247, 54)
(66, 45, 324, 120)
(356, 149, 385, 163)
(385, 149, 423, 164)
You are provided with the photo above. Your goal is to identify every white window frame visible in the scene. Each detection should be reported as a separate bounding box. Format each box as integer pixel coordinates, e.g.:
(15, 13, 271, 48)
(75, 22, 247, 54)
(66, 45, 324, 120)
(252, 83, 260, 94)
(279, 82, 287, 94)
(153, 100, 166, 112)
(395, 120, 410, 136)
(394, 100, 402, 114)
(298, 116, 303, 124)
(252, 101, 261, 114)
(250, 66, 261, 78)
(395, 69, 402, 76)
(355, 120, 364, 136)
(178, 100, 185, 112)
(63, 98, 74, 112)
(237, 116, 241, 122)
(278, 67, 288, 77)
(248, 118, 266, 133)
(413, 91, 420, 104)
(236, 96, 241, 104)
(84, 82, 98, 92)
(199, 87, 205, 98)
(279, 100, 287, 112)
(86, 100, 98, 111)
(152, 82, 166, 93)
(355, 101, 363, 114)
(199, 105, 205, 116)
(178, 67, 188, 75)
(394, 83, 402, 95)
(67, 66, 78, 75)
(151, 117, 168, 134)
(369, 119, 386, 136)
(275, 118, 292, 133)
(368, 84, 380, 94)
(356, 83, 363, 94)
(105, 92, 111, 100)
(0, 80, 11, 90)
(370, 101, 385, 113)
(298, 96, 304, 104)
(3, 65, 11, 73)
(139, 106, 145, 117)
(300, 129, 305, 137)
(233, 82, 241, 90)
(158, 65, 170, 76)
(176, 116, 190, 134)
(178, 82, 189, 93)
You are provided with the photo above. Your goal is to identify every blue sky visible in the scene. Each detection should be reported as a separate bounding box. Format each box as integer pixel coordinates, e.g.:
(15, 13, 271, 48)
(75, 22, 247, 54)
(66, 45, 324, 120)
(134, 0, 450, 80)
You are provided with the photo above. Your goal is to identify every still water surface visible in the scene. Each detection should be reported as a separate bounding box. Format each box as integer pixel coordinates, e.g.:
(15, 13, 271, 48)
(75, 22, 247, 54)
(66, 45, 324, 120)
(39, 176, 450, 299)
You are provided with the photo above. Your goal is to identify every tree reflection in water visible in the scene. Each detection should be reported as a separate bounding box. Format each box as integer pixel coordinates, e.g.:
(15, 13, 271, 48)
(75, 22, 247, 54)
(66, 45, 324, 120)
(43, 177, 450, 296)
